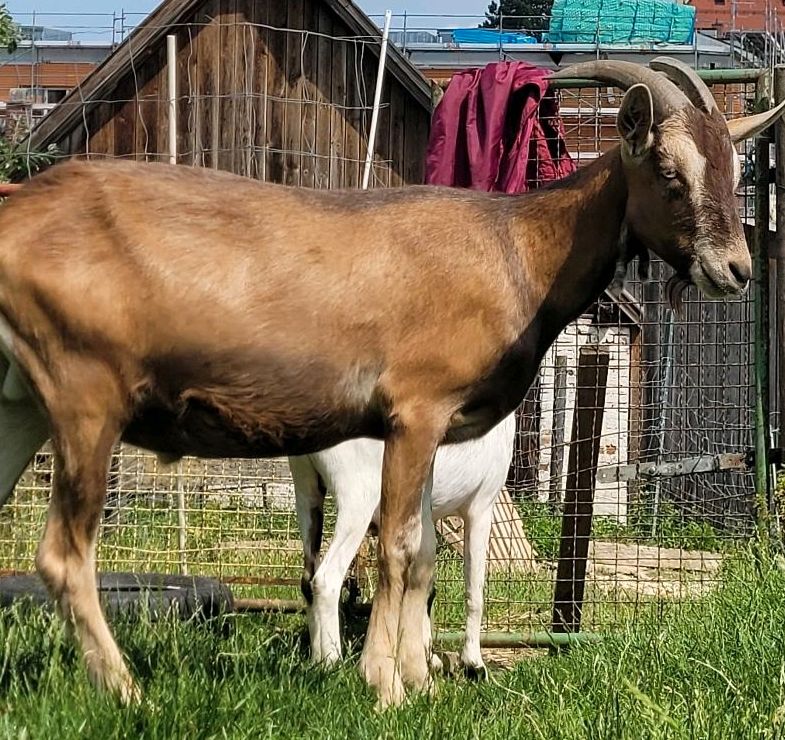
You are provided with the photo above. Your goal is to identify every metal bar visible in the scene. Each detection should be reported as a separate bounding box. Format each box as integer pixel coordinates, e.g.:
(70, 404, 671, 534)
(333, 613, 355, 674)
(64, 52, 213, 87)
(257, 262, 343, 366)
(434, 630, 602, 649)
(596, 452, 750, 484)
(552, 347, 609, 638)
(361, 9, 392, 190)
(432, 69, 767, 93)
(233, 598, 304, 614)
(754, 73, 774, 540)
(548, 68, 765, 90)
(775, 65, 785, 459)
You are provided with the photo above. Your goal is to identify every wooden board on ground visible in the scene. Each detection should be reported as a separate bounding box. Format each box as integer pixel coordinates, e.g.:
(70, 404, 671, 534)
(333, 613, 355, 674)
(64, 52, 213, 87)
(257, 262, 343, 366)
(436, 487, 538, 573)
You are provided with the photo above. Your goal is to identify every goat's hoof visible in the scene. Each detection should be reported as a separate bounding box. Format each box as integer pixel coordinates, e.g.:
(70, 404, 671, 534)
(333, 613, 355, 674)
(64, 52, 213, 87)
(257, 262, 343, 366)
(361, 652, 405, 709)
(463, 663, 488, 682)
(373, 676, 406, 711)
(429, 652, 444, 674)
(115, 676, 142, 706)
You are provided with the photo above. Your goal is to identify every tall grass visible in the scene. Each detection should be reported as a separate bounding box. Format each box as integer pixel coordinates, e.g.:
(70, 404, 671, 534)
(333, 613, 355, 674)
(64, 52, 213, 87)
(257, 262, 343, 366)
(0, 552, 782, 738)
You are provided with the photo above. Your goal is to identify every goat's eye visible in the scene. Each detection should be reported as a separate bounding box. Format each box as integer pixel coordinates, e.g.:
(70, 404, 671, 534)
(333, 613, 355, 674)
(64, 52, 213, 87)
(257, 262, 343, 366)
(661, 168, 678, 180)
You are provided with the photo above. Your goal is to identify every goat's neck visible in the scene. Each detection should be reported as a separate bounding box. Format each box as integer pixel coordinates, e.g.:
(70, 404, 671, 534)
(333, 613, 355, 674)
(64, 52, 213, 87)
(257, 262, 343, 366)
(514, 148, 629, 341)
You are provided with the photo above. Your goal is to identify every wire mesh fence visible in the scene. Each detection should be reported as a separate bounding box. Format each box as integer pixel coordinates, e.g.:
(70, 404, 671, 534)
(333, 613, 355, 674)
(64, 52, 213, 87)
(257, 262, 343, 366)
(0, 8, 771, 643)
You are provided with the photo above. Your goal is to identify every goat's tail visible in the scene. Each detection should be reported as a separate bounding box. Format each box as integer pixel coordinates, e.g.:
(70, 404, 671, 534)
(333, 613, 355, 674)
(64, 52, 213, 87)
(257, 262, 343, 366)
(0, 320, 49, 508)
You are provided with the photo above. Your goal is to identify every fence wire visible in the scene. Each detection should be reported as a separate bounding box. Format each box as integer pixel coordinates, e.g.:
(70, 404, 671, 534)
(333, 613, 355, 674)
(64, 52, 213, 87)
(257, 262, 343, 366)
(0, 15, 767, 639)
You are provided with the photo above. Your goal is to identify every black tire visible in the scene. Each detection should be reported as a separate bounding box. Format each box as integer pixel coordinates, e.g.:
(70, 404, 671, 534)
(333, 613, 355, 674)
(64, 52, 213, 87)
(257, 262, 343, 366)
(0, 572, 234, 625)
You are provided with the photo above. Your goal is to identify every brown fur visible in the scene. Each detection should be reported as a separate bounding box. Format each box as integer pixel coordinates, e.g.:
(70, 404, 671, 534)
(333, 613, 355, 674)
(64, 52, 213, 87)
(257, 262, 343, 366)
(0, 84, 772, 707)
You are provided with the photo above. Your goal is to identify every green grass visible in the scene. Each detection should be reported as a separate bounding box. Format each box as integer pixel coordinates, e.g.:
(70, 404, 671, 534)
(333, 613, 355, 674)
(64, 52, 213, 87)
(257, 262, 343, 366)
(0, 552, 783, 738)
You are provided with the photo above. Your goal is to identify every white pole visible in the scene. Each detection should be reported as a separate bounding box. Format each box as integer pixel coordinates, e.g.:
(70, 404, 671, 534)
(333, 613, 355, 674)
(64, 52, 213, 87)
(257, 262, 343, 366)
(167, 34, 177, 165)
(361, 10, 392, 190)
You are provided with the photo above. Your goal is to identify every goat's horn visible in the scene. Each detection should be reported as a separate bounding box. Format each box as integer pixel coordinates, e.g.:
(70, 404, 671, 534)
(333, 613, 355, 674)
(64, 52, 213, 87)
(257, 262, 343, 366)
(550, 61, 690, 119)
(649, 57, 717, 114)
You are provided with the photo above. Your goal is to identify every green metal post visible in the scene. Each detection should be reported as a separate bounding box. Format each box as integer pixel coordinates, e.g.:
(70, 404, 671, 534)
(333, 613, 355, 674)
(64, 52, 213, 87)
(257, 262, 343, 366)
(754, 73, 773, 544)
(434, 630, 602, 650)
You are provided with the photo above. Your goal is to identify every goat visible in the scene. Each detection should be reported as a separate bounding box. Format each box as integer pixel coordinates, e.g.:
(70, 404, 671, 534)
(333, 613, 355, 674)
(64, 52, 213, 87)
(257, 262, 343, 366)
(0, 58, 781, 708)
(290, 413, 516, 677)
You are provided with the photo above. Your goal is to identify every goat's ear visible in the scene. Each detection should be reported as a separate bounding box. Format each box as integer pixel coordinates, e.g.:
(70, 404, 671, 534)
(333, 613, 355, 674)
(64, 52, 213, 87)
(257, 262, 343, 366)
(617, 84, 654, 158)
(727, 98, 785, 143)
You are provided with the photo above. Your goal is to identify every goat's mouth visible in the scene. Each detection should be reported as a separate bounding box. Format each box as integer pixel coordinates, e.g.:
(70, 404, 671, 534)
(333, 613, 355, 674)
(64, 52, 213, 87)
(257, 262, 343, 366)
(689, 260, 743, 299)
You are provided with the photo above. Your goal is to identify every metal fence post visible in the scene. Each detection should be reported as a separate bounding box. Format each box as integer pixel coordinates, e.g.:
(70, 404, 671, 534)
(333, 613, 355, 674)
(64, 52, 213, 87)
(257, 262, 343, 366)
(754, 72, 773, 541)
(775, 68, 785, 457)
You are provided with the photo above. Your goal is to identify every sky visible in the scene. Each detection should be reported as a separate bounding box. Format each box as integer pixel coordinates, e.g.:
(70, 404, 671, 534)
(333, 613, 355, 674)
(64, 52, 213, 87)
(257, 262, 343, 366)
(5, 0, 486, 42)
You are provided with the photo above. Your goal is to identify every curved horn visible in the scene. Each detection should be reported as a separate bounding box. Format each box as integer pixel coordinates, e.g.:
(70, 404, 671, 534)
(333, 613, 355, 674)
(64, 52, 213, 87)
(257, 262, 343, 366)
(649, 57, 717, 113)
(550, 60, 690, 120)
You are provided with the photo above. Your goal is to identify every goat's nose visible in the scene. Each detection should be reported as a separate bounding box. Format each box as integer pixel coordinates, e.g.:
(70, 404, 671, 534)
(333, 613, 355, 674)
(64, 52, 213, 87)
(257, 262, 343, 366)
(729, 258, 751, 288)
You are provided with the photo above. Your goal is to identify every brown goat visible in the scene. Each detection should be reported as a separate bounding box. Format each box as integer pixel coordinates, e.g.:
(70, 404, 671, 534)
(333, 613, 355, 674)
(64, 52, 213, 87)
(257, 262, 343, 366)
(0, 59, 781, 708)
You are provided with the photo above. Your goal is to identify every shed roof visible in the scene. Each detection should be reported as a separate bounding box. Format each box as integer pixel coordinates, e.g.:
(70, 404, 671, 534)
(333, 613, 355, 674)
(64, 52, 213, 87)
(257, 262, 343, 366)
(30, 0, 432, 150)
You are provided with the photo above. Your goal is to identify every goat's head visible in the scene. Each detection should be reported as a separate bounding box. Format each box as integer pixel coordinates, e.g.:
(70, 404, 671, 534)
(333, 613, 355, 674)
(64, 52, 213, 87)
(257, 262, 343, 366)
(552, 58, 785, 299)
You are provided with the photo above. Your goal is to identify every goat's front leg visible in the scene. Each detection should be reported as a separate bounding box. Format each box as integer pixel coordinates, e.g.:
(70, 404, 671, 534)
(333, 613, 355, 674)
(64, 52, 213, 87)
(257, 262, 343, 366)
(35, 398, 138, 703)
(359, 414, 443, 709)
(397, 464, 436, 691)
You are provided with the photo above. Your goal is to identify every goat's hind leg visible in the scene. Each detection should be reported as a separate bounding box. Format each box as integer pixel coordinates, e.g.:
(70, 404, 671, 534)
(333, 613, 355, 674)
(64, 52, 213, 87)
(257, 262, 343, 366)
(291, 458, 326, 661)
(461, 503, 494, 679)
(35, 393, 137, 702)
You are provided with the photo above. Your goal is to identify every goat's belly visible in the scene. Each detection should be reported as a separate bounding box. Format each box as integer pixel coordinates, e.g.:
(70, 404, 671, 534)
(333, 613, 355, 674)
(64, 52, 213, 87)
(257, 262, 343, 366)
(122, 402, 384, 459)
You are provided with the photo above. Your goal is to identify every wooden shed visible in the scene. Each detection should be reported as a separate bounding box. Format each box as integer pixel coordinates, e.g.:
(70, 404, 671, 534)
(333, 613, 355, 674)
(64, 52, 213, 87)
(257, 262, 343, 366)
(29, 0, 432, 188)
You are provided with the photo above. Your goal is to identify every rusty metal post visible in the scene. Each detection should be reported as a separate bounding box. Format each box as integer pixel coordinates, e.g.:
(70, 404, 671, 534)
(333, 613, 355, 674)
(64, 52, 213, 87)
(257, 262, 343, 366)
(552, 346, 609, 641)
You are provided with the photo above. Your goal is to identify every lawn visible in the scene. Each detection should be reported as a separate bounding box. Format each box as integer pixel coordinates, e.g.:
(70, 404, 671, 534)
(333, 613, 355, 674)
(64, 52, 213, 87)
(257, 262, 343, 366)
(0, 552, 783, 739)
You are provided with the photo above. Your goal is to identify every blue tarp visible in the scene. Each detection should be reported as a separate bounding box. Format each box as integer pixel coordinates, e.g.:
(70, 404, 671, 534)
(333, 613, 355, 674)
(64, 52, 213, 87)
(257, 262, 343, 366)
(450, 28, 538, 45)
(547, 0, 695, 45)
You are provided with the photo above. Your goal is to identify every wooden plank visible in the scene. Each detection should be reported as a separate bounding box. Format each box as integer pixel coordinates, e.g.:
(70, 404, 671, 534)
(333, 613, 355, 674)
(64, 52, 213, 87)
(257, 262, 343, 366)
(313, 6, 333, 189)
(552, 347, 609, 638)
(133, 47, 163, 161)
(435, 488, 537, 573)
(235, 0, 254, 177)
(328, 19, 346, 189)
(218, 0, 239, 173)
(84, 97, 115, 158)
(265, 0, 287, 183)
(175, 23, 196, 166)
(387, 82, 405, 187)
(283, 0, 304, 186)
(156, 33, 171, 164)
(112, 72, 137, 160)
(299, 0, 319, 189)
(403, 97, 428, 184)
(250, 0, 269, 181)
(342, 34, 362, 189)
(195, 0, 221, 169)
